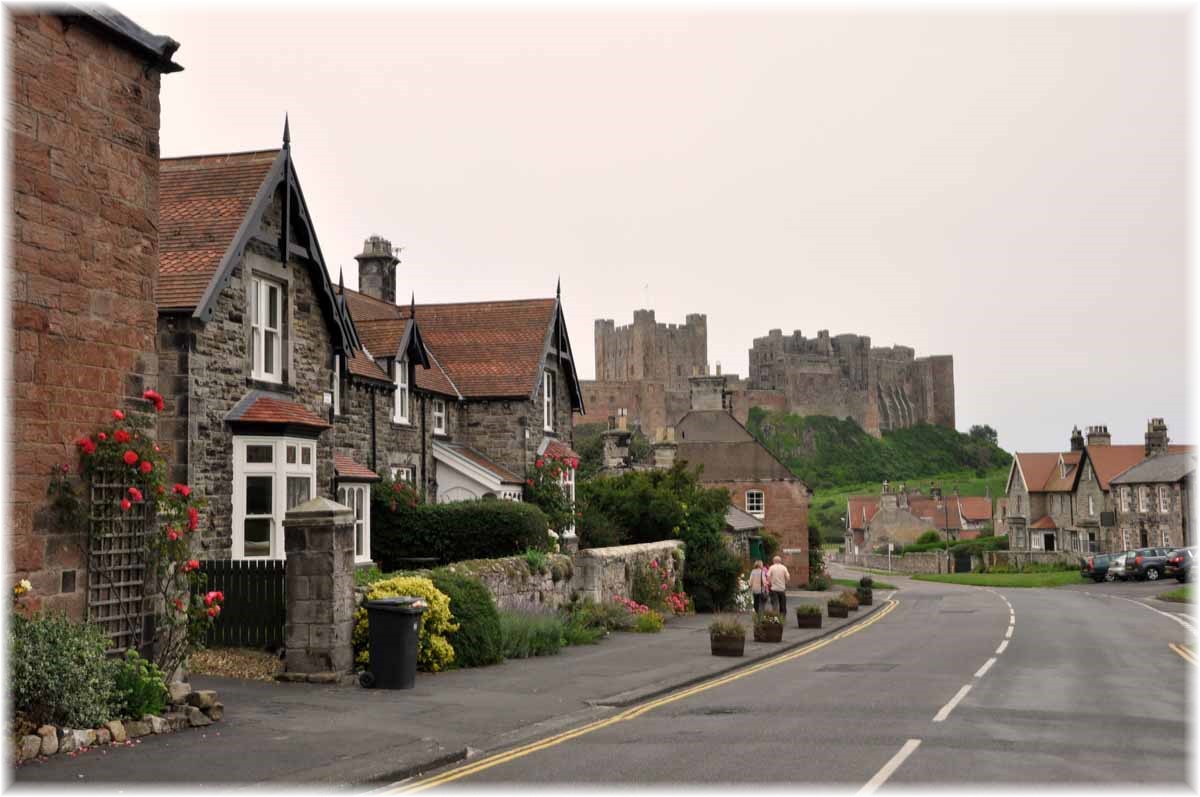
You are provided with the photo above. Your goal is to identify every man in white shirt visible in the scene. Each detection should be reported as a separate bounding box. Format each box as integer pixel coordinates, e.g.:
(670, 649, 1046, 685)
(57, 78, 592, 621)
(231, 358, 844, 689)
(767, 556, 790, 614)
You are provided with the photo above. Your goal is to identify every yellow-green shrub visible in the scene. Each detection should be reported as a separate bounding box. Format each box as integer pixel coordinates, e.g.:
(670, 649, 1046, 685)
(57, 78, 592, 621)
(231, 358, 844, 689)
(353, 576, 458, 672)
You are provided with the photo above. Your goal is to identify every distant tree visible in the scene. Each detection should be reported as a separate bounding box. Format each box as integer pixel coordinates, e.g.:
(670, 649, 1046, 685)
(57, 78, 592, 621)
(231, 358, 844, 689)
(969, 425, 998, 446)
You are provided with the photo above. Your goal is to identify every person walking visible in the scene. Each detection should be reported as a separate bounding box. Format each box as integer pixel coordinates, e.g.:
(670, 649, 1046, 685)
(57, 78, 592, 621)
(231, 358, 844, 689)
(767, 556, 790, 614)
(748, 560, 766, 614)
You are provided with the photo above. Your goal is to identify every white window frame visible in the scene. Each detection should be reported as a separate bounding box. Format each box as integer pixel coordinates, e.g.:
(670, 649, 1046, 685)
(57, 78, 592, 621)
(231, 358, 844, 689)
(1158, 486, 1170, 514)
(543, 369, 556, 432)
(1121, 487, 1131, 513)
(390, 465, 414, 484)
(1139, 487, 1150, 513)
(337, 484, 372, 564)
(432, 399, 447, 436)
(250, 276, 284, 383)
(1088, 495, 1095, 517)
(232, 436, 317, 560)
(559, 463, 576, 536)
(1121, 528, 1129, 549)
(746, 489, 765, 518)
(393, 357, 410, 425)
(1032, 531, 1043, 550)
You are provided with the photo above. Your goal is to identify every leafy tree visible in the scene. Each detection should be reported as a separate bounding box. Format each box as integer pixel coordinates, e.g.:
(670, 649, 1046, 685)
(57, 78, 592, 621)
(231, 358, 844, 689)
(969, 424, 999, 446)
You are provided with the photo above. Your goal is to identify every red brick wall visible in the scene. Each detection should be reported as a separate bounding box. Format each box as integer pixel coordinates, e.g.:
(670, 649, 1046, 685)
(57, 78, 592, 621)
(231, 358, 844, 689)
(9, 13, 165, 616)
(721, 479, 810, 586)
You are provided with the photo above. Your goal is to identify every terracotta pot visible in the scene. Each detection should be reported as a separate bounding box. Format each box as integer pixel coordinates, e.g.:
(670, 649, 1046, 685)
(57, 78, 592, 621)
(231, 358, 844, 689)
(753, 623, 783, 643)
(795, 612, 822, 629)
(827, 604, 849, 618)
(711, 634, 745, 657)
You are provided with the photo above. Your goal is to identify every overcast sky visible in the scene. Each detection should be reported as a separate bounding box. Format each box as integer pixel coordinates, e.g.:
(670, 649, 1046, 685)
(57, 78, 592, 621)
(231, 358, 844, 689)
(125, 4, 1189, 453)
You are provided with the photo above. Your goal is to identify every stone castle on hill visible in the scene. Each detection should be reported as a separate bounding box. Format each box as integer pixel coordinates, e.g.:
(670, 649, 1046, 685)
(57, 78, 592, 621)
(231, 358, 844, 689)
(579, 311, 955, 437)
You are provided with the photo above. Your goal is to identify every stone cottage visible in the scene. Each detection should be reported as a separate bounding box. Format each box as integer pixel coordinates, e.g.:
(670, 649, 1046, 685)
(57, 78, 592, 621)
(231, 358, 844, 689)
(1110, 435, 1194, 552)
(9, 7, 180, 615)
(844, 484, 991, 553)
(340, 238, 586, 516)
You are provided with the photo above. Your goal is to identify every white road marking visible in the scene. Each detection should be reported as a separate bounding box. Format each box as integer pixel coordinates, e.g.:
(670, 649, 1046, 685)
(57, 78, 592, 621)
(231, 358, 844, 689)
(932, 684, 972, 722)
(857, 738, 922, 795)
(1008, 616, 1015, 626)
(1112, 595, 1196, 634)
(995, 640, 1009, 655)
(974, 657, 997, 678)
(1005, 626, 1013, 639)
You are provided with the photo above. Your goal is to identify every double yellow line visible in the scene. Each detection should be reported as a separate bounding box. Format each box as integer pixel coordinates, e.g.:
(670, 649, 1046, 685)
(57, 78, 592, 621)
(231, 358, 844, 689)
(392, 599, 899, 793)
(1169, 642, 1196, 665)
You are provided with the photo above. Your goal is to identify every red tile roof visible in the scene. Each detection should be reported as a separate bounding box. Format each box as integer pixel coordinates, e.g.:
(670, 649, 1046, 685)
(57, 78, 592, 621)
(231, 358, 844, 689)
(847, 497, 881, 531)
(1030, 515, 1058, 530)
(958, 496, 993, 522)
(848, 493, 991, 531)
(158, 150, 280, 310)
(342, 287, 557, 399)
(1014, 453, 1061, 493)
(225, 391, 331, 430)
(907, 497, 964, 531)
(345, 350, 391, 384)
(334, 453, 380, 482)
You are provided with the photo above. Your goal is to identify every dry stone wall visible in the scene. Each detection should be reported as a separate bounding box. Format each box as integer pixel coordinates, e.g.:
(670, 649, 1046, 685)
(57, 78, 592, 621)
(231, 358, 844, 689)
(829, 551, 948, 574)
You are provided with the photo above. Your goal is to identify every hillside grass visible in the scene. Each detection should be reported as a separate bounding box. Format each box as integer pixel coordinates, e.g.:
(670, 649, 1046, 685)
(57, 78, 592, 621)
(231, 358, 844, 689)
(911, 571, 1083, 588)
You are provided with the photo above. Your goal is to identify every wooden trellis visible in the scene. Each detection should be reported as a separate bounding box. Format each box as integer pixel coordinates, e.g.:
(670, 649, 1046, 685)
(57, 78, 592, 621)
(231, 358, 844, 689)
(87, 468, 149, 654)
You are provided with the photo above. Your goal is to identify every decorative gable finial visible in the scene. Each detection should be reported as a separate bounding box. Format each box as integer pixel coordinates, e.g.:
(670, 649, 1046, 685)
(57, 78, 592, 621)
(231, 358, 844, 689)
(338, 266, 344, 294)
(556, 276, 561, 299)
(410, 292, 416, 318)
(283, 113, 291, 149)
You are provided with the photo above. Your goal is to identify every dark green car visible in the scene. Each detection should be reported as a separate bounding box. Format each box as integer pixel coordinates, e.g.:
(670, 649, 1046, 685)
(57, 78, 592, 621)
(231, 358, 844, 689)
(1080, 552, 1120, 582)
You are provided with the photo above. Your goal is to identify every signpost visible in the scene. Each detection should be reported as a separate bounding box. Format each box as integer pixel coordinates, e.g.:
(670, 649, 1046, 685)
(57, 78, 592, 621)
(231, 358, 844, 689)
(888, 542, 893, 571)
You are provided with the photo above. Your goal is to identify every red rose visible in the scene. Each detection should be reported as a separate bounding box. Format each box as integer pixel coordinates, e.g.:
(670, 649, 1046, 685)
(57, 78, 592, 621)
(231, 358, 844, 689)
(140, 460, 153, 475)
(187, 506, 199, 531)
(207, 607, 217, 618)
(112, 409, 125, 421)
(167, 531, 178, 542)
(535, 459, 544, 469)
(215, 591, 224, 602)
(156, 485, 165, 495)
(76, 437, 96, 455)
(119, 498, 132, 512)
(142, 389, 164, 412)
(173, 598, 184, 611)
(173, 483, 191, 498)
(122, 450, 138, 466)
(97, 432, 107, 442)
(113, 429, 131, 444)
(204, 592, 215, 606)
(127, 486, 143, 502)
(526, 479, 534, 487)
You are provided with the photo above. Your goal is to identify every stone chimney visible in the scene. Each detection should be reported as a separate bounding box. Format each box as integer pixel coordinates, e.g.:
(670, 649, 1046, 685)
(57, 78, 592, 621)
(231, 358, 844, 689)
(689, 374, 727, 412)
(355, 235, 399, 305)
(602, 428, 631, 471)
(1070, 426, 1084, 452)
(652, 427, 677, 470)
(1145, 418, 1169, 458)
(880, 481, 898, 511)
(930, 485, 943, 500)
(1086, 425, 1111, 447)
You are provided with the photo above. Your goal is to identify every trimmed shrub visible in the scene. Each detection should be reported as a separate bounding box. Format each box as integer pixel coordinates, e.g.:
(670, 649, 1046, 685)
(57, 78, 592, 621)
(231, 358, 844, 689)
(372, 498, 551, 569)
(429, 569, 504, 668)
(915, 530, 943, 545)
(566, 597, 634, 632)
(354, 576, 458, 672)
(112, 650, 167, 720)
(499, 611, 564, 658)
(11, 612, 117, 728)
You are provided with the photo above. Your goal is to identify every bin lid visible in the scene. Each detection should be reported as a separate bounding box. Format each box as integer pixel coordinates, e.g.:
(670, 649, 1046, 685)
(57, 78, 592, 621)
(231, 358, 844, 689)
(364, 596, 428, 613)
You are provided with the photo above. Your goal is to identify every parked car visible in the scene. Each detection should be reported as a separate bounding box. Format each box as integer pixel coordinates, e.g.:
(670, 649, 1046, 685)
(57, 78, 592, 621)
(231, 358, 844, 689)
(1108, 551, 1135, 582)
(1127, 547, 1175, 582)
(1164, 548, 1195, 582)
(1081, 553, 1120, 583)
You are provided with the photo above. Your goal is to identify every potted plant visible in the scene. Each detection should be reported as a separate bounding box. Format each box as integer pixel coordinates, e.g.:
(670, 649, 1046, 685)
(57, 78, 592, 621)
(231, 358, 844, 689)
(709, 615, 746, 657)
(752, 610, 784, 642)
(857, 576, 874, 606)
(795, 604, 822, 629)
(827, 596, 849, 618)
(841, 589, 860, 611)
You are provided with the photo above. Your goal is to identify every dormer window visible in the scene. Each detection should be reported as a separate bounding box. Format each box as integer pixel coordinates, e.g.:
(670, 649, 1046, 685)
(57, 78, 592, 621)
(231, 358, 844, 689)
(250, 276, 283, 382)
(393, 357, 409, 425)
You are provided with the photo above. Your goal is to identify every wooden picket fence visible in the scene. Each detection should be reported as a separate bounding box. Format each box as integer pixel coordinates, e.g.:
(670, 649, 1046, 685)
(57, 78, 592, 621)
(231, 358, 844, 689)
(196, 560, 286, 649)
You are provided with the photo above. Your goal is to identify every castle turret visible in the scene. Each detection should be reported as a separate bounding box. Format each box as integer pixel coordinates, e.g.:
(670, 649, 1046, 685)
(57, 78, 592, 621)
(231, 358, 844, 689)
(355, 235, 399, 305)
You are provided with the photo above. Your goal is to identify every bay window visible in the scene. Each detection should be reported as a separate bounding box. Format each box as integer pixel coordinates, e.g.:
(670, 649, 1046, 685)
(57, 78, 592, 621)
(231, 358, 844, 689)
(250, 276, 283, 382)
(337, 484, 371, 564)
(233, 436, 316, 559)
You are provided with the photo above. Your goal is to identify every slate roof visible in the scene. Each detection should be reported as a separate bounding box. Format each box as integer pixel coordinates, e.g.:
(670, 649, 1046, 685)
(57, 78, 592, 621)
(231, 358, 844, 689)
(1110, 453, 1197, 486)
(334, 454, 379, 482)
(437, 442, 523, 484)
(1087, 445, 1191, 491)
(725, 505, 764, 532)
(342, 287, 563, 400)
(158, 150, 280, 311)
(225, 391, 331, 430)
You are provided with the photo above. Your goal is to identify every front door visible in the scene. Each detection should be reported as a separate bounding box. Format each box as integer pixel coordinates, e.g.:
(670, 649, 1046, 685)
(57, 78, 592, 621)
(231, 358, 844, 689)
(1044, 532, 1056, 551)
(1140, 527, 1149, 548)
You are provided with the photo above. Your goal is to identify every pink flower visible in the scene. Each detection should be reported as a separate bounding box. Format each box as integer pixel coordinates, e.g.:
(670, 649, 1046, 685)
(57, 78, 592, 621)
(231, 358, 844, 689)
(207, 607, 217, 618)
(97, 432, 107, 441)
(173, 483, 191, 498)
(167, 531, 179, 542)
(112, 409, 125, 421)
(535, 459, 544, 469)
(119, 499, 132, 512)
(122, 450, 138, 466)
(187, 506, 199, 531)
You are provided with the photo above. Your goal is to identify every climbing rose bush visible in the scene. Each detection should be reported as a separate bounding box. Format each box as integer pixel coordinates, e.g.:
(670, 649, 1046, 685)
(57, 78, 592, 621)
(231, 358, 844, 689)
(523, 452, 577, 536)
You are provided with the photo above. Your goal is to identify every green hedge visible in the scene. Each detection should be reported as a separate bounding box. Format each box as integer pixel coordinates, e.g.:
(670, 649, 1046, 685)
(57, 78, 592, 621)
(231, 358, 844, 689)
(429, 569, 504, 668)
(11, 612, 117, 728)
(372, 498, 551, 569)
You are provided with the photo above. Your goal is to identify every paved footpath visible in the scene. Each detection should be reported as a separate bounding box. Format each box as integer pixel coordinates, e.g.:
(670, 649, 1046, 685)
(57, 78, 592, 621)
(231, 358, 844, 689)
(12, 586, 875, 786)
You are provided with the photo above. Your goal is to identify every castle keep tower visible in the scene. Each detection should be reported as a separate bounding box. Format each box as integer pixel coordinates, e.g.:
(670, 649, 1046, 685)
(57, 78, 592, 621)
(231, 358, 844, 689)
(355, 235, 399, 305)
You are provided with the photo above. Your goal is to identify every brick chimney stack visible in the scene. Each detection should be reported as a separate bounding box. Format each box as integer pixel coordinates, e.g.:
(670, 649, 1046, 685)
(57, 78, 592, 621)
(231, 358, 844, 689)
(1086, 425, 1111, 447)
(689, 374, 728, 412)
(355, 235, 399, 305)
(1145, 418, 1169, 458)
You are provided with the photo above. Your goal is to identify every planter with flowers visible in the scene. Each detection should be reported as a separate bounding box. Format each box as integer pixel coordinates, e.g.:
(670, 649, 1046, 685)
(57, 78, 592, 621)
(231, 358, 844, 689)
(795, 604, 823, 629)
(752, 610, 784, 642)
(827, 596, 850, 618)
(840, 589, 860, 612)
(709, 615, 746, 657)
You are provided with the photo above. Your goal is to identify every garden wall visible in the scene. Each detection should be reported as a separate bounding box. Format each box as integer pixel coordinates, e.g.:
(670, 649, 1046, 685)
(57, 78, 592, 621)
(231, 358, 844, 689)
(443, 554, 576, 612)
(984, 551, 1079, 569)
(571, 540, 683, 605)
(828, 551, 948, 574)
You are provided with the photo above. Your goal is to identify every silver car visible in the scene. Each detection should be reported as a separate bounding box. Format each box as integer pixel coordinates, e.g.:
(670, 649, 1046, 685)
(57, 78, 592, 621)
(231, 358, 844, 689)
(1107, 550, 1135, 581)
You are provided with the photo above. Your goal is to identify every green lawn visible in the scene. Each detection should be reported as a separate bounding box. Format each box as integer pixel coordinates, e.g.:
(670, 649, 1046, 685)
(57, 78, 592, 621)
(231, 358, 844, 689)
(1157, 585, 1192, 603)
(911, 571, 1084, 588)
(833, 577, 897, 590)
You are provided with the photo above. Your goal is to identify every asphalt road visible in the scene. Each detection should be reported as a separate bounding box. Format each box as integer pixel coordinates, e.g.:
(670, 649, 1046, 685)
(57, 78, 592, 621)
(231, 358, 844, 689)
(397, 569, 1191, 789)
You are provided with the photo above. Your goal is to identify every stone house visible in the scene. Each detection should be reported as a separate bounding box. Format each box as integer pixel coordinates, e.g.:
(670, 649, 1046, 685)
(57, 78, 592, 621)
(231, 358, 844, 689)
(9, 8, 180, 615)
(844, 484, 992, 552)
(669, 375, 812, 585)
(340, 243, 585, 515)
(1109, 440, 1194, 552)
(1006, 421, 1190, 553)
(155, 133, 405, 564)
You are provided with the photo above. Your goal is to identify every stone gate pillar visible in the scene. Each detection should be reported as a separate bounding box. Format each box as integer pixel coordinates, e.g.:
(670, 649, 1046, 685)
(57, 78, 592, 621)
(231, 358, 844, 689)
(283, 497, 356, 675)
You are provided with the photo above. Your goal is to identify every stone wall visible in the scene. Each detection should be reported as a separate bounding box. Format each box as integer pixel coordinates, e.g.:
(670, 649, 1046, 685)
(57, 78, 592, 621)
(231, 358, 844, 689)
(983, 550, 1081, 569)
(829, 551, 949, 574)
(332, 371, 429, 492)
(443, 555, 576, 612)
(9, 12, 172, 616)
(571, 540, 684, 605)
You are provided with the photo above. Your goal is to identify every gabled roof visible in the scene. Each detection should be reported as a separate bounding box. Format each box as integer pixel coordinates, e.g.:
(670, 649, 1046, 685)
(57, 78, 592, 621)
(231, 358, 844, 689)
(1043, 452, 1081, 493)
(345, 350, 391, 385)
(1012, 453, 1061, 494)
(847, 497, 881, 531)
(224, 390, 330, 431)
(1030, 515, 1058, 530)
(1110, 452, 1197, 486)
(675, 440, 797, 483)
(725, 505, 764, 532)
(334, 454, 379, 482)
(677, 411, 755, 443)
(342, 287, 583, 406)
(958, 496, 993, 522)
(433, 441, 523, 485)
(1085, 445, 1191, 491)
